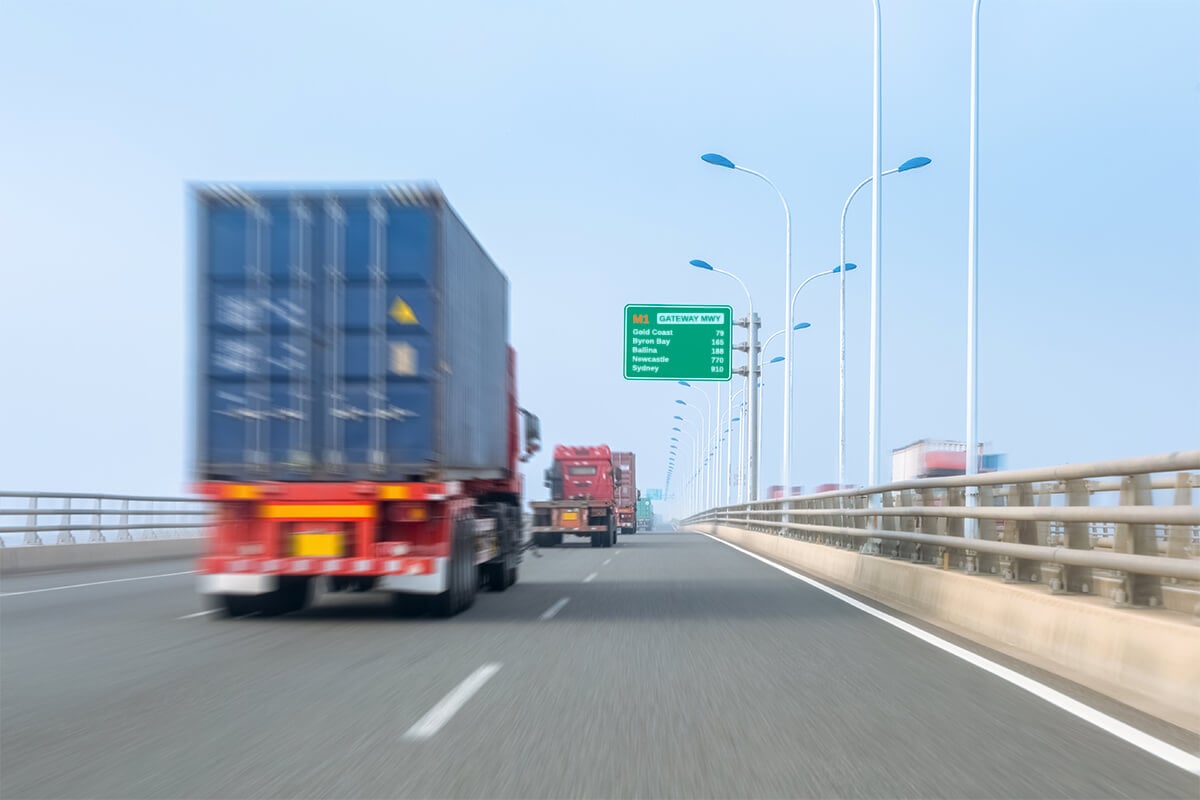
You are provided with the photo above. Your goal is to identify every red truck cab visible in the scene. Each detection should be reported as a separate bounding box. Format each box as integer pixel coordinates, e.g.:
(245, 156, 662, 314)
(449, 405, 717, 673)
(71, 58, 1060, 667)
(530, 445, 621, 548)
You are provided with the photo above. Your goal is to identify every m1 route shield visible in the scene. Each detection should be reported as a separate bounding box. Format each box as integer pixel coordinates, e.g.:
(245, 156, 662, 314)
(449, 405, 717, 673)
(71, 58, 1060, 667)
(623, 304, 732, 381)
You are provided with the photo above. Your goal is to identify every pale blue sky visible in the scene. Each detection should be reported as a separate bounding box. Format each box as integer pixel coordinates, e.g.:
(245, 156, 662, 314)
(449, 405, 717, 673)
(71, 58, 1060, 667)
(1, 1, 1196, 508)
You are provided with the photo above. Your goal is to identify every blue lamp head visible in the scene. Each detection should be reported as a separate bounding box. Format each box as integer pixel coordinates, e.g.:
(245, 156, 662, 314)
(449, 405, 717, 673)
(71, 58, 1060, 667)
(898, 156, 932, 172)
(671, 427, 681, 432)
(678, 380, 691, 387)
(769, 356, 785, 364)
(832, 262, 858, 274)
(701, 153, 736, 169)
(731, 417, 741, 422)
(673, 415, 684, 421)
(793, 322, 811, 331)
(670, 436, 679, 441)
(675, 399, 687, 406)
(689, 259, 714, 271)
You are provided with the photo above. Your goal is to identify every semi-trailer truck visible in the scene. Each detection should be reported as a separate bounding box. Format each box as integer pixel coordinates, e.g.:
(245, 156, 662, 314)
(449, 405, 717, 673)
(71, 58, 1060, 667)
(192, 182, 540, 618)
(530, 445, 621, 548)
(613, 451, 637, 535)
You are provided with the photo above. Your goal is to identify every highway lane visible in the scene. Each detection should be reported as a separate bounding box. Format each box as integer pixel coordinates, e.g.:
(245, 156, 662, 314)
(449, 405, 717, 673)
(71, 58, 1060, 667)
(1, 533, 1196, 799)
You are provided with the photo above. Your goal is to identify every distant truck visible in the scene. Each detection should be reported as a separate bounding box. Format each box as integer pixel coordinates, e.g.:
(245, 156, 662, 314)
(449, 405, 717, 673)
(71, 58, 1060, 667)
(530, 445, 622, 548)
(613, 451, 637, 534)
(636, 497, 654, 532)
(192, 183, 541, 618)
(891, 439, 1005, 482)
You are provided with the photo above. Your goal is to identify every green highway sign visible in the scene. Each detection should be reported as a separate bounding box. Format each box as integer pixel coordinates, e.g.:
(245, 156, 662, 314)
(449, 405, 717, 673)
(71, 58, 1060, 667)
(623, 304, 733, 381)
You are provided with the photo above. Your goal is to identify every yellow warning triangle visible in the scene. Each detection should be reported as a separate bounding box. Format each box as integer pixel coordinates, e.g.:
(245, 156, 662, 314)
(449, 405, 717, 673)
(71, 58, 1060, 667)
(390, 297, 419, 325)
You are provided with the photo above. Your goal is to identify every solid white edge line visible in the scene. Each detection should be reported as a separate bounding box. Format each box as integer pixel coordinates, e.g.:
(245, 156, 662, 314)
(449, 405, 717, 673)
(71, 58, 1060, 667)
(0, 570, 197, 598)
(582, 572, 598, 583)
(403, 663, 502, 741)
(700, 532, 1200, 777)
(539, 597, 570, 620)
(177, 609, 218, 620)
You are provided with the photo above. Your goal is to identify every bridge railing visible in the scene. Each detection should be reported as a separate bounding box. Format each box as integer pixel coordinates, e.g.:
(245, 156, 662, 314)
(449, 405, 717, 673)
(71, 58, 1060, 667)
(0, 492, 210, 547)
(685, 451, 1200, 612)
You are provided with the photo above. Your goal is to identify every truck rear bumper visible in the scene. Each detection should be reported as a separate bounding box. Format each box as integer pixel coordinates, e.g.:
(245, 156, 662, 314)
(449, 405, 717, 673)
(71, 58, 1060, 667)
(199, 573, 277, 596)
(530, 526, 609, 534)
(197, 556, 447, 595)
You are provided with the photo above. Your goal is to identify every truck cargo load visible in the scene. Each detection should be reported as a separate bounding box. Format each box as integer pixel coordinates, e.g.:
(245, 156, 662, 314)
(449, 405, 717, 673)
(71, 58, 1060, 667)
(613, 451, 637, 534)
(191, 182, 540, 619)
(194, 183, 510, 483)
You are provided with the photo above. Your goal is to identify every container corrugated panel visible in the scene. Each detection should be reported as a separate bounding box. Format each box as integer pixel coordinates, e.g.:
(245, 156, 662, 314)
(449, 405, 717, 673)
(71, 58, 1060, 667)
(193, 183, 510, 482)
(613, 452, 636, 506)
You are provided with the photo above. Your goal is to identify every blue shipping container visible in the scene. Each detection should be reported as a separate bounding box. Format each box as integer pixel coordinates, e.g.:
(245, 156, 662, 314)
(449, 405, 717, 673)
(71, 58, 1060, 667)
(192, 183, 510, 482)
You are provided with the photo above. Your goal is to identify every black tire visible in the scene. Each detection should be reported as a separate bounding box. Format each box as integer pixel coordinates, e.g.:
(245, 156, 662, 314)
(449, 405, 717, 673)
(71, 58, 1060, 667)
(431, 519, 476, 617)
(553, 533, 563, 547)
(590, 533, 602, 548)
(486, 557, 514, 592)
(507, 564, 519, 587)
(391, 592, 427, 617)
(278, 577, 312, 614)
(217, 594, 257, 617)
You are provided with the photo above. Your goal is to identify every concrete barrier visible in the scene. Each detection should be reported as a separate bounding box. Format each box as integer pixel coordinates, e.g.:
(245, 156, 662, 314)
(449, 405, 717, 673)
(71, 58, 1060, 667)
(692, 523, 1200, 734)
(0, 539, 203, 575)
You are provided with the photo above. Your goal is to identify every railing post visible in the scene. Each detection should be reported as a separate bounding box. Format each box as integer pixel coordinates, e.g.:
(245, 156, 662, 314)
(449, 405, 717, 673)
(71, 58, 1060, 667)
(118, 499, 133, 541)
(898, 489, 920, 562)
(25, 495, 43, 546)
(1054, 479, 1092, 594)
(974, 483, 997, 575)
(1113, 473, 1161, 607)
(1000, 482, 1038, 582)
(882, 491, 901, 559)
(146, 501, 159, 540)
(57, 496, 76, 545)
(946, 486, 965, 570)
(1166, 472, 1191, 560)
(89, 497, 105, 543)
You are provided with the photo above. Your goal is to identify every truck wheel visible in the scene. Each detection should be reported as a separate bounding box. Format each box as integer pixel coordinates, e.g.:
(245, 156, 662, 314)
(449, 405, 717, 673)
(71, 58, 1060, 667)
(486, 557, 514, 592)
(553, 533, 563, 547)
(391, 593, 427, 617)
(604, 530, 615, 548)
(276, 577, 312, 614)
(507, 564, 519, 586)
(431, 519, 474, 617)
(218, 594, 257, 618)
(590, 533, 602, 548)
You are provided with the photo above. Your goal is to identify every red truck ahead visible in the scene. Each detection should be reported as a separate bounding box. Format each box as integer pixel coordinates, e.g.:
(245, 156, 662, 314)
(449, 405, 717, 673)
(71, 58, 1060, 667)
(613, 451, 637, 535)
(529, 445, 624, 548)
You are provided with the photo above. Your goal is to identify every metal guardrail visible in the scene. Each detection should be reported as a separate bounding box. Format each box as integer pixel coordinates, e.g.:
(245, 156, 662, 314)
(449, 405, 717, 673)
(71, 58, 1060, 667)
(0, 493, 210, 547)
(684, 451, 1200, 609)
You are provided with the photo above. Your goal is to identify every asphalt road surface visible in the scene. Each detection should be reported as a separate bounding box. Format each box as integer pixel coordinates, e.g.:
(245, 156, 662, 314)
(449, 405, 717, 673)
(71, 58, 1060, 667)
(2, 532, 1196, 799)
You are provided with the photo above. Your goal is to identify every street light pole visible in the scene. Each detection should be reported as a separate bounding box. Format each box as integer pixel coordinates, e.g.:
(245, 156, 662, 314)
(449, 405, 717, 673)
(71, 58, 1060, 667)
(868, 0, 883, 495)
(838, 157, 929, 491)
(674, 401, 705, 509)
(727, 400, 743, 506)
(677, 385, 711, 508)
(700, 155, 792, 501)
(689, 259, 758, 501)
(966, 0, 983, 539)
(672, 425, 699, 515)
